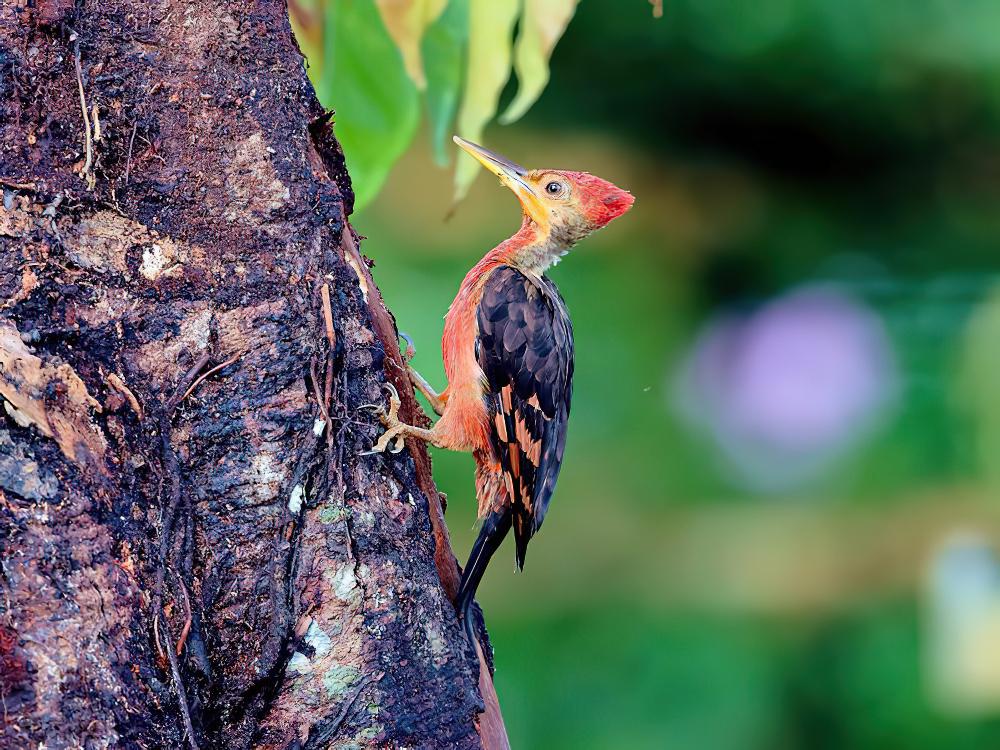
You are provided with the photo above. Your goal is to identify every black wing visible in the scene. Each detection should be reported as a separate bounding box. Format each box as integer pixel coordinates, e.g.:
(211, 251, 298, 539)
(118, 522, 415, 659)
(476, 265, 574, 569)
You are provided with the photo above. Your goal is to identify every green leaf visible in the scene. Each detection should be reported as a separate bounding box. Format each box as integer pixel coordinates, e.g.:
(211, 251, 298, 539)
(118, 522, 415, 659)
(500, 0, 578, 125)
(453, 0, 520, 202)
(319, 0, 420, 211)
(422, 0, 469, 165)
(374, 0, 448, 89)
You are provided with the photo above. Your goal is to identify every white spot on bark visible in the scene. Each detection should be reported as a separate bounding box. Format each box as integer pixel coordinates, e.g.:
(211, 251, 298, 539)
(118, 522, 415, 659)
(424, 619, 449, 667)
(250, 452, 285, 502)
(2, 399, 33, 428)
(287, 651, 311, 674)
(326, 563, 359, 603)
(140, 244, 168, 279)
(225, 133, 290, 222)
(305, 621, 333, 658)
(288, 484, 305, 513)
(186, 309, 212, 350)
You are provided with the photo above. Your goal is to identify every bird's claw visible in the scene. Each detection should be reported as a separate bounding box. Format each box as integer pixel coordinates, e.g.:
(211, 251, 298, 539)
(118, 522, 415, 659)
(361, 425, 407, 455)
(398, 332, 416, 362)
(379, 382, 402, 423)
(358, 383, 400, 417)
(360, 383, 406, 455)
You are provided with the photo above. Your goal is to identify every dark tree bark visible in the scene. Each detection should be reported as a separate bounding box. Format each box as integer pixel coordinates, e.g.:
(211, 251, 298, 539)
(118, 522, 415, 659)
(0, 1, 508, 747)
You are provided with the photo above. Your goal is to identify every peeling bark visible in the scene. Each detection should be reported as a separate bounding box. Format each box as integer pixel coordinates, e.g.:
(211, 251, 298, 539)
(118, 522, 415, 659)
(0, 1, 507, 748)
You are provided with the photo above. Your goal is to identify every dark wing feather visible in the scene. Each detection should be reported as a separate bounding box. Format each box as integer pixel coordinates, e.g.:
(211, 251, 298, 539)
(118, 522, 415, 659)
(476, 265, 574, 569)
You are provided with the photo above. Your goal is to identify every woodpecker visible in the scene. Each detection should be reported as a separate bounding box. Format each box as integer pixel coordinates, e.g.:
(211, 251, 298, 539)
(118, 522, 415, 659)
(366, 136, 634, 638)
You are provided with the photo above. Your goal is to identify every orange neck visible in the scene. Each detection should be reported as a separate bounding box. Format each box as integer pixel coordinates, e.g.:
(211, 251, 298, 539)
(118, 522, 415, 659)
(483, 215, 565, 277)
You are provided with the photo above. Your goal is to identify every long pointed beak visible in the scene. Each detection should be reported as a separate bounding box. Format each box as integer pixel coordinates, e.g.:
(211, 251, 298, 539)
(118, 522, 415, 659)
(453, 136, 548, 227)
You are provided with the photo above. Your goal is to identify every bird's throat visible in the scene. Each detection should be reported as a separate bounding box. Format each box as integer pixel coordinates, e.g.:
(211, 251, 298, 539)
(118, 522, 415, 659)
(498, 216, 573, 276)
(508, 238, 570, 275)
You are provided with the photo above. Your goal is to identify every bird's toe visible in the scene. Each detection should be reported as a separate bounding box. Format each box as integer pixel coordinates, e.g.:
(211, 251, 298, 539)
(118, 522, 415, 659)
(398, 332, 416, 361)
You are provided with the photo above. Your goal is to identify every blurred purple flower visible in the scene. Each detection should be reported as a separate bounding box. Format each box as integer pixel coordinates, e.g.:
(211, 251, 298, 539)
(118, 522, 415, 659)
(674, 285, 899, 492)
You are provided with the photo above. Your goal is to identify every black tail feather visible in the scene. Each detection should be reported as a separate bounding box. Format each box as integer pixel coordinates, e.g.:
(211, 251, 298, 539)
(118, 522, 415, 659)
(456, 507, 512, 642)
(512, 508, 532, 571)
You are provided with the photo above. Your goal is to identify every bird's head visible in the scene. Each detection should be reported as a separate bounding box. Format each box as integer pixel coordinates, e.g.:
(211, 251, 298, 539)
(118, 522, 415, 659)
(455, 137, 634, 249)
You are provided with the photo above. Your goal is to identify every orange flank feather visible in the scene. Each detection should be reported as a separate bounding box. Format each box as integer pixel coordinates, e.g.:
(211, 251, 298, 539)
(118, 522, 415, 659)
(435, 219, 546, 453)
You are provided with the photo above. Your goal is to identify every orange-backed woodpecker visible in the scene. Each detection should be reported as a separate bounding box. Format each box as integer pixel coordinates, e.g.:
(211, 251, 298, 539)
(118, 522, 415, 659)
(366, 137, 634, 639)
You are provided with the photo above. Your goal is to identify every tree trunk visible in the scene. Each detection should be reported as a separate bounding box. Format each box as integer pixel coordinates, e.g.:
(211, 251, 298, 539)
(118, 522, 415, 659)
(0, 1, 508, 747)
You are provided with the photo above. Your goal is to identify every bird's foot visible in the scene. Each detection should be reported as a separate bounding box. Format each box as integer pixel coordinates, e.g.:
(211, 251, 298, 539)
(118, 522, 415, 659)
(360, 383, 407, 454)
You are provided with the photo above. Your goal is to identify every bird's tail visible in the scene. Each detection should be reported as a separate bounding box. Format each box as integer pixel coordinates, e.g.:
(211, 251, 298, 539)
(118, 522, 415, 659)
(456, 507, 512, 642)
(512, 506, 533, 572)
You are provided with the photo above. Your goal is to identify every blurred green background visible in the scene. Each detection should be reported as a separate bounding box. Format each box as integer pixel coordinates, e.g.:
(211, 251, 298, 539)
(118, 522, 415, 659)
(300, 2, 1000, 747)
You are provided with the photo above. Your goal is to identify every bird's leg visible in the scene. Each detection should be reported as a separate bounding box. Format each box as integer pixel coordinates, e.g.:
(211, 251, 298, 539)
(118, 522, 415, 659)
(361, 383, 442, 455)
(407, 365, 446, 416)
(398, 332, 446, 416)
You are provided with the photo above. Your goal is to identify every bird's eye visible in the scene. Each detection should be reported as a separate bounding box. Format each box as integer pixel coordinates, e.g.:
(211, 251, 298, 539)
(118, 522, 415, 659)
(545, 181, 564, 196)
